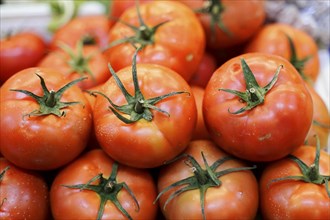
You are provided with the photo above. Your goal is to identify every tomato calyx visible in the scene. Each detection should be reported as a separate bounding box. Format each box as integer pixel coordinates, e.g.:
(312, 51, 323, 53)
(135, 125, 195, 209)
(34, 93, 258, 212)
(63, 162, 139, 220)
(59, 40, 96, 81)
(268, 136, 330, 197)
(154, 152, 256, 220)
(286, 34, 312, 83)
(219, 58, 282, 114)
(10, 72, 86, 118)
(106, 3, 169, 50)
(195, 0, 232, 41)
(88, 48, 188, 124)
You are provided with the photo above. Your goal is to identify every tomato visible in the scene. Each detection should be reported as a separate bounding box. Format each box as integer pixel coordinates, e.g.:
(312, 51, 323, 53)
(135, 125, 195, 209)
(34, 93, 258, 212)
(190, 86, 211, 140)
(109, 0, 152, 23)
(189, 51, 217, 88)
(38, 41, 110, 90)
(0, 157, 50, 220)
(305, 84, 330, 149)
(104, 1, 205, 82)
(49, 15, 111, 50)
(203, 53, 313, 162)
(0, 68, 92, 170)
(92, 49, 197, 168)
(259, 143, 330, 219)
(179, 0, 266, 49)
(50, 149, 158, 220)
(155, 139, 259, 219)
(244, 23, 320, 84)
(0, 32, 47, 84)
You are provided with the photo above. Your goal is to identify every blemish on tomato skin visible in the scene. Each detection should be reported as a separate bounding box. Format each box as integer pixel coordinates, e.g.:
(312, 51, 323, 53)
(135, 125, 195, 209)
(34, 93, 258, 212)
(259, 133, 271, 141)
(186, 54, 194, 62)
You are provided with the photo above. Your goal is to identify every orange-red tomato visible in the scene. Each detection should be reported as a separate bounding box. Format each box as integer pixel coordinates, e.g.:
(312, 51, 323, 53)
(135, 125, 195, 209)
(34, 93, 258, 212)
(104, 1, 205, 82)
(190, 86, 211, 140)
(189, 51, 217, 88)
(0, 157, 50, 219)
(93, 63, 197, 168)
(179, 0, 266, 49)
(203, 53, 313, 162)
(244, 23, 320, 84)
(305, 84, 330, 149)
(156, 140, 259, 219)
(0, 32, 47, 84)
(38, 44, 110, 90)
(259, 145, 330, 219)
(50, 149, 158, 220)
(49, 15, 111, 50)
(0, 68, 92, 170)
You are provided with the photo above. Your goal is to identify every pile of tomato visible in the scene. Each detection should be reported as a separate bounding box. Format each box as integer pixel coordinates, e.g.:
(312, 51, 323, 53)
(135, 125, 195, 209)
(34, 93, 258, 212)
(1, 1, 329, 219)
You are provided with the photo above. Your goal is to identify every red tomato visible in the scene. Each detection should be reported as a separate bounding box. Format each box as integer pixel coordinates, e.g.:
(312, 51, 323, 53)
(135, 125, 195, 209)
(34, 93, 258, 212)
(259, 144, 330, 219)
(104, 1, 205, 82)
(38, 42, 110, 90)
(244, 23, 320, 84)
(0, 68, 92, 170)
(92, 55, 197, 168)
(179, 0, 266, 49)
(156, 139, 259, 219)
(189, 51, 217, 88)
(109, 0, 152, 23)
(50, 149, 158, 220)
(49, 15, 111, 50)
(0, 157, 50, 219)
(305, 84, 330, 149)
(0, 32, 47, 84)
(203, 53, 313, 162)
(190, 86, 211, 140)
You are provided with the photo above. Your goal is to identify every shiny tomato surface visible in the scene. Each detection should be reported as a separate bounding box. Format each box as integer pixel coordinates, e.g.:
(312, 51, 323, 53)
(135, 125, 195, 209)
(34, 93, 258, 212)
(203, 53, 313, 162)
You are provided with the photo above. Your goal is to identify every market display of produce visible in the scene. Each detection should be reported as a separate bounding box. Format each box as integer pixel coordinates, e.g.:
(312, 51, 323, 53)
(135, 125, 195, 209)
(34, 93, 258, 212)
(0, 0, 329, 219)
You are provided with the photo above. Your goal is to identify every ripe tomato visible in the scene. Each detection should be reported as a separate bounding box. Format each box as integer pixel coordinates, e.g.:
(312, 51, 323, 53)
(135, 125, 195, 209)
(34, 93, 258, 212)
(38, 42, 110, 90)
(189, 51, 217, 88)
(0, 68, 92, 170)
(0, 157, 50, 220)
(179, 0, 266, 49)
(305, 84, 330, 149)
(50, 149, 158, 220)
(190, 86, 211, 140)
(49, 15, 111, 50)
(104, 1, 205, 82)
(259, 144, 330, 219)
(92, 50, 197, 168)
(244, 23, 320, 84)
(155, 139, 259, 219)
(109, 0, 152, 23)
(0, 32, 47, 84)
(203, 53, 313, 162)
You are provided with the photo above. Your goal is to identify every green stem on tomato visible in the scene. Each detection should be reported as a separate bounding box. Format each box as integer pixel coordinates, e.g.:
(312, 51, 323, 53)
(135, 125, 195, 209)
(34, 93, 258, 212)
(154, 152, 256, 220)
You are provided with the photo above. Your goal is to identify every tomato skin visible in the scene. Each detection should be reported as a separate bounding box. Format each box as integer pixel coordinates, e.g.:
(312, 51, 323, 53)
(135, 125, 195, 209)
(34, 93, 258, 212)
(104, 1, 205, 82)
(50, 149, 158, 220)
(93, 64, 197, 168)
(49, 15, 111, 50)
(189, 51, 217, 88)
(0, 32, 47, 84)
(305, 84, 330, 149)
(190, 86, 211, 140)
(179, 0, 266, 49)
(244, 23, 320, 84)
(259, 146, 330, 220)
(109, 0, 152, 23)
(0, 157, 50, 220)
(38, 45, 110, 90)
(203, 53, 313, 162)
(157, 140, 259, 219)
(0, 68, 92, 170)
